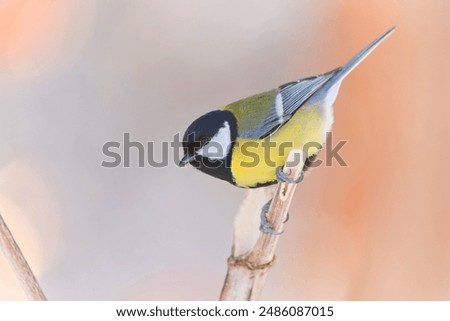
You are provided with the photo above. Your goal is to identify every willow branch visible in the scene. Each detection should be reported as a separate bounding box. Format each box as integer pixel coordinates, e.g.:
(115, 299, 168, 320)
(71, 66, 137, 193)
(0, 212, 47, 300)
(220, 149, 305, 300)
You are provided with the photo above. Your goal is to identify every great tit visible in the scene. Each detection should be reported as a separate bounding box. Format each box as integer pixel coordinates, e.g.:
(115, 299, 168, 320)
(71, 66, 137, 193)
(179, 27, 395, 189)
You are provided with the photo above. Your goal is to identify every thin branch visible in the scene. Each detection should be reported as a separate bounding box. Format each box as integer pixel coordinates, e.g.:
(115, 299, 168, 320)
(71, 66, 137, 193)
(220, 149, 305, 300)
(0, 212, 47, 300)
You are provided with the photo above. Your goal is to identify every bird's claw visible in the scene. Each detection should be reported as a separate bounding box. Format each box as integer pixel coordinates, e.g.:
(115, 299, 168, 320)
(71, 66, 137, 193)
(276, 166, 304, 184)
(259, 199, 283, 235)
(259, 165, 302, 234)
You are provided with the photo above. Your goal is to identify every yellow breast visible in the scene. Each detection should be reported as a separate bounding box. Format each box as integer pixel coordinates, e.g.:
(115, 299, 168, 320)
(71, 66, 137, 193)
(231, 108, 324, 187)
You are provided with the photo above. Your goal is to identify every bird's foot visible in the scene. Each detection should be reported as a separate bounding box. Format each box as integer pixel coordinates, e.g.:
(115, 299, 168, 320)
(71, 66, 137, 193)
(259, 199, 283, 235)
(276, 166, 304, 184)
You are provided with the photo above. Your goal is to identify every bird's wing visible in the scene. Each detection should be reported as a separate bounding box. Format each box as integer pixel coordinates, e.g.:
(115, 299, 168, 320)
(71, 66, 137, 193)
(223, 69, 338, 139)
(222, 27, 396, 139)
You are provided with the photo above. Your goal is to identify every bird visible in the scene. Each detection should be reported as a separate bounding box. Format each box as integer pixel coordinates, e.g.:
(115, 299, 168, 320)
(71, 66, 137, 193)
(179, 27, 395, 232)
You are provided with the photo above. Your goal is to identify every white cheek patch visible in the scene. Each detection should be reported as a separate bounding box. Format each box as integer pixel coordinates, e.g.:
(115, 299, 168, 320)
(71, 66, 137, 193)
(196, 121, 231, 160)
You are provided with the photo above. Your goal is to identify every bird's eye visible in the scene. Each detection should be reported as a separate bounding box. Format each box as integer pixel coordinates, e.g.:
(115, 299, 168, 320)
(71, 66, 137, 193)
(182, 133, 211, 157)
(199, 137, 209, 146)
(183, 137, 207, 155)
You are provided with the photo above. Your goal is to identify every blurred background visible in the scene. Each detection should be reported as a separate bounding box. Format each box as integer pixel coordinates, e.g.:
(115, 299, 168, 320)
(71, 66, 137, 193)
(0, 0, 448, 300)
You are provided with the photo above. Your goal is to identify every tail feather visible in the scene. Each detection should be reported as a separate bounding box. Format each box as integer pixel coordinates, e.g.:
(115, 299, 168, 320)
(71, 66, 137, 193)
(315, 26, 396, 96)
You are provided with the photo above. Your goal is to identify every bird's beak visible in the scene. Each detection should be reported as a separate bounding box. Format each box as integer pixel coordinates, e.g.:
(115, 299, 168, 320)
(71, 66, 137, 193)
(178, 154, 195, 167)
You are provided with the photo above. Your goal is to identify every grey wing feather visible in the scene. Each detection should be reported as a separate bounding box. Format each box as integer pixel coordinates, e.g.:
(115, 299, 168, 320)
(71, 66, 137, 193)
(239, 107, 287, 139)
(240, 69, 339, 139)
(279, 69, 338, 116)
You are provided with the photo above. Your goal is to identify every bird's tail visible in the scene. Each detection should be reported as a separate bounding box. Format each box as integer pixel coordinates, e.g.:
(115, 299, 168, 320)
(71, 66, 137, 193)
(317, 26, 396, 94)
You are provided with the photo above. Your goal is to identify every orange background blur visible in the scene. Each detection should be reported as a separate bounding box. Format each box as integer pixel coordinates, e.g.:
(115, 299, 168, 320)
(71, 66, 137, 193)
(0, 1, 448, 300)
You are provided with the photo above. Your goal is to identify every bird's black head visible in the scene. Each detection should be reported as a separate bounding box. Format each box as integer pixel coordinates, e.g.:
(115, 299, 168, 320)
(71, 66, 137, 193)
(179, 110, 237, 183)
